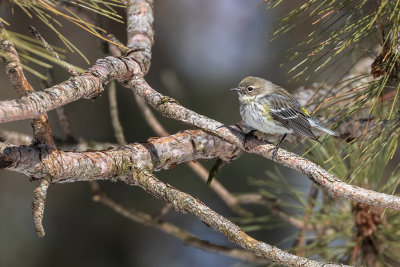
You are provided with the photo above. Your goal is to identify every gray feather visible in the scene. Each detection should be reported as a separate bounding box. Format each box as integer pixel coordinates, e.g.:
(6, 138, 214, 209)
(308, 118, 338, 136)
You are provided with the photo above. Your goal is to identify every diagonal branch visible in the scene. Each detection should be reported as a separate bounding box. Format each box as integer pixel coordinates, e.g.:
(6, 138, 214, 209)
(90, 182, 266, 264)
(28, 25, 78, 76)
(131, 170, 347, 267)
(0, 54, 139, 123)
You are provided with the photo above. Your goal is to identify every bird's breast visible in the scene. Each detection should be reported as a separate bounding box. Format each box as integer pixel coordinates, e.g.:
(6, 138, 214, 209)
(239, 102, 293, 135)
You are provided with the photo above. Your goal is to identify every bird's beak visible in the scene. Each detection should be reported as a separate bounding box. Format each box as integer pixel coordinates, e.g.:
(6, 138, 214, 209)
(230, 87, 240, 92)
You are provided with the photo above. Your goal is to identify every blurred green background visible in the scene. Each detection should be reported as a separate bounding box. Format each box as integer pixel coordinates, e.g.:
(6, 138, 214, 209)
(0, 1, 314, 266)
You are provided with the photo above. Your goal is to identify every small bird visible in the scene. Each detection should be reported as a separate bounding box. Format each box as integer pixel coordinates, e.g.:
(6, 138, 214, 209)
(231, 76, 337, 157)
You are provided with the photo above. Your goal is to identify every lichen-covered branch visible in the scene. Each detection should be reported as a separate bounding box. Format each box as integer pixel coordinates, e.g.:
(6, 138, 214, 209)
(32, 176, 51, 238)
(126, 0, 154, 74)
(0, 54, 139, 123)
(2, 122, 400, 213)
(0, 129, 237, 182)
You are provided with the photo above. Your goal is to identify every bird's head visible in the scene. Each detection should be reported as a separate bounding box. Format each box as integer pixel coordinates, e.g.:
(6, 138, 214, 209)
(231, 76, 273, 103)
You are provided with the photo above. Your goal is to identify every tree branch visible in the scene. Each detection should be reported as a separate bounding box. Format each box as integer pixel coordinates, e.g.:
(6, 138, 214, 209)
(108, 81, 127, 145)
(90, 182, 266, 264)
(0, 129, 237, 182)
(28, 25, 78, 76)
(0, 22, 57, 237)
(131, 170, 346, 267)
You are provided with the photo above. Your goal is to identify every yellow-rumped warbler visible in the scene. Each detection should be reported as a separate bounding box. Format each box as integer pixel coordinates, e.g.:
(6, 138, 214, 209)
(231, 76, 337, 157)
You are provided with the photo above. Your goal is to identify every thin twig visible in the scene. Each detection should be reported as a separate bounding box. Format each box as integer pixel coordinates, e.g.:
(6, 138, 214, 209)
(28, 25, 78, 76)
(106, 34, 128, 56)
(294, 184, 318, 256)
(0, 129, 116, 150)
(32, 176, 51, 237)
(152, 203, 172, 222)
(108, 81, 127, 145)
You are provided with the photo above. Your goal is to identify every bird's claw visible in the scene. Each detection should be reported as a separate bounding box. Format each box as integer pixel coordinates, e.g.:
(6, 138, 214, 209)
(244, 130, 257, 150)
(272, 146, 279, 160)
(271, 133, 286, 160)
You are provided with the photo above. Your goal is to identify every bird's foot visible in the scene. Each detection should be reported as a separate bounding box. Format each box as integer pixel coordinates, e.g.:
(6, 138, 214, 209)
(272, 146, 279, 160)
(271, 133, 287, 160)
(244, 130, 257, 150)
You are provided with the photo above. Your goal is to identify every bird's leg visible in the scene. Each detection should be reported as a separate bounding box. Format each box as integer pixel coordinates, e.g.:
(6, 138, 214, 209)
(272, 133, 287, 159)
(244, 130, 257, 150)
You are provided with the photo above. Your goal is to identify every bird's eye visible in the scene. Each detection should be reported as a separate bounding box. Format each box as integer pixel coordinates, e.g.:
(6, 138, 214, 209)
(247, 87, 254, 92)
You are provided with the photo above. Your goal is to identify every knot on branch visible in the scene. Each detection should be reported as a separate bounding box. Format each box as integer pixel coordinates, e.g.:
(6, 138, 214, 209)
(126, 46, 152, 74)
(88, 56, 139, 87)
(75, 74, 104, 100)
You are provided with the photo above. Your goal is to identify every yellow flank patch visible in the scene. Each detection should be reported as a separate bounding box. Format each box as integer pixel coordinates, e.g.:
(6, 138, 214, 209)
(262, 105, 273, 121)
(302, 107, 310, 116)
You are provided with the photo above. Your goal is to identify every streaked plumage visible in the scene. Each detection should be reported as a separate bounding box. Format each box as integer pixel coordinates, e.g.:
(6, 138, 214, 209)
(231, 76, 337, 156)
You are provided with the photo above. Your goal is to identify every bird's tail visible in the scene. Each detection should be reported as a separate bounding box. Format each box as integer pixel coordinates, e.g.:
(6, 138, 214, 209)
(308, 118, 338, 136)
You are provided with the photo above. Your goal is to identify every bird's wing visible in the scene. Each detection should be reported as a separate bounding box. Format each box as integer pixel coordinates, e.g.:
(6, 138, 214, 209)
(265, 94, 320, 142)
